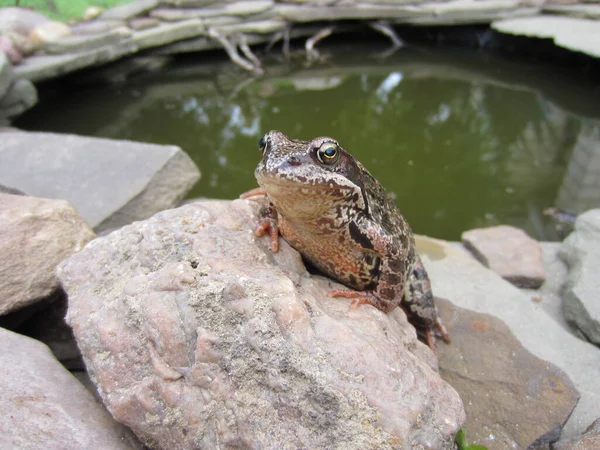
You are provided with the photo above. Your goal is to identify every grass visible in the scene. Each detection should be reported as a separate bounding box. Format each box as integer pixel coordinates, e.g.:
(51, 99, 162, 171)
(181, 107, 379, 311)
(0, 0, 133, 22)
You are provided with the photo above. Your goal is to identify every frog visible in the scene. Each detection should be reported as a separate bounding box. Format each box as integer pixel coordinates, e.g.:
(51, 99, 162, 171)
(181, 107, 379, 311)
(241, 130, 449, 349)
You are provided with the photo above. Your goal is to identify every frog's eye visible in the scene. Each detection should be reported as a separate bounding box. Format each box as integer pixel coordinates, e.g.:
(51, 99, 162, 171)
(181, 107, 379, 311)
(258, 134, 269, 154)
(316, 143, 340, 165)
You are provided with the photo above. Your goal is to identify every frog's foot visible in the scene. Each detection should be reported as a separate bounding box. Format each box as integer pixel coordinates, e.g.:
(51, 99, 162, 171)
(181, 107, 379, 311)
(255, 216, 280, 253)
(330, 289, 385, 311)
(435, 318, 451, 344)
(240, 187, 267, 199)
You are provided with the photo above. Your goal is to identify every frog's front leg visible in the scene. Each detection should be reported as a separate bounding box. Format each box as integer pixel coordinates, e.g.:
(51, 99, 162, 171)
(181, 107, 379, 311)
(240, 188, 282, 252)
(404, 255, 450, 346)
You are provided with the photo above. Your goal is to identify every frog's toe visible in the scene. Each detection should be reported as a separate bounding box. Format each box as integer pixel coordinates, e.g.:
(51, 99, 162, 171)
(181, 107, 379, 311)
(330, 289, 382, 311)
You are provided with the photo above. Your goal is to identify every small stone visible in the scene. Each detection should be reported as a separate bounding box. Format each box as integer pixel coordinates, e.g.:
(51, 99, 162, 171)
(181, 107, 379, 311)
(560, 209, 600, 345)
(462, 225, 546, 288)
(556, 418, 600, 450)
(100, 0, 159, 21)
(29, 20, 72, 46)
(0, 328, 139, 449)
(58, 200, 465, 449)
(437, 298, 579, 449)
(83, 6, 104, 22)
(0, 193, 95, 316)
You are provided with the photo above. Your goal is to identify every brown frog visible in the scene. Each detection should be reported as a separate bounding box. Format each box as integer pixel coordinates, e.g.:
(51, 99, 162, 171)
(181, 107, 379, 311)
(241, 130, 449, 348)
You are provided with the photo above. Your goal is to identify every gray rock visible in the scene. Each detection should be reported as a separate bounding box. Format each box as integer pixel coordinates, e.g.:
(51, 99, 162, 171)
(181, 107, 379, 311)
(132, 19, 204, 51)
(58, 200, 465, 450)
(128, 17, 160, 31)
(417, 236, 600, 440)
(0, 183, 24, 195)
(492, 17, 600, 58)
(0, 7, 49, 36)
(556, 417, 600, 450)
(151, 1, 274, 21)
(0, 53, 14, 98)
(543, 4, 600, 19)
(437, 298, 579, 450)
(0, 328, 139, 450)
(0, 193, 95, 316)
(521, 243, 572, 333)
(275, 3, 421, 21)
(71, 19, 127, 35)
(42, 27, 132, 55)
(14, 40, 137, 82)
(100, 0, 159, 21)
(0, 131, 200, 232)
(560, 210, 600, 345)
(0, 78, 38, 120)
(462, 225, 546, 288)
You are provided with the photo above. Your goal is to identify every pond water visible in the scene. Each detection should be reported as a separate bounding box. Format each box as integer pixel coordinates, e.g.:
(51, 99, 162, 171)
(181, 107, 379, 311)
(17, 44, 600, 240)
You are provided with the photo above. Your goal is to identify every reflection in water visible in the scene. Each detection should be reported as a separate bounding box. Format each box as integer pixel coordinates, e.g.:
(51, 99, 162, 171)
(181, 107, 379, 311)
(16, 47, 600, 240)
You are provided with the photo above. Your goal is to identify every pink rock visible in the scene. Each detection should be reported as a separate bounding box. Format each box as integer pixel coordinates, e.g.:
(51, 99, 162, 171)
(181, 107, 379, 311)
(58, 199, 466, 449)
(0, 193, 95, 316)
(462, 225, 546, 288)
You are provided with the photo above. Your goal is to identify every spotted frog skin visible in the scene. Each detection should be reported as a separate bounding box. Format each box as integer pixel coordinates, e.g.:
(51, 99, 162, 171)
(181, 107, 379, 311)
(242, 130, 449, 347)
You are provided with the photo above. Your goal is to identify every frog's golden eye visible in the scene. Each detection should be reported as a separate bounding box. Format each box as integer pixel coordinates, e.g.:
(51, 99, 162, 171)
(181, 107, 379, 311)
(258, 134, 269, 154)
(317, 143, 339, 165)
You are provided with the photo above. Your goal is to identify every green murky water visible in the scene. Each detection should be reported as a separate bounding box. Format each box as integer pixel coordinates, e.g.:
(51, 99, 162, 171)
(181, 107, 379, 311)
(17, 45, 600, 240)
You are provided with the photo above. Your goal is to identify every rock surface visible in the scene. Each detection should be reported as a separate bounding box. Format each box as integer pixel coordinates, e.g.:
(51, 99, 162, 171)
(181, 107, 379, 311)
(58, 199, 465, 450)
(417, 236, 600, 440)
(0, 193, 95, 316)
(437, 298, 579, 449)
(461, 225, 546, 288)
(559, 209, 600, 345)
(0, 131, 200, 232)
(0, 327, 140, 450)
(556, 417, 600, 450)
(492, 16, 600, 58)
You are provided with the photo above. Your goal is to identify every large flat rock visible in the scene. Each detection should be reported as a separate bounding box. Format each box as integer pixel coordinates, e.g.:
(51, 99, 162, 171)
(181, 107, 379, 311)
(437, 299, 578, 449)
(492, 16, 600, 58)
(0, 131, 200, 232)
(416, 236, 600, 440)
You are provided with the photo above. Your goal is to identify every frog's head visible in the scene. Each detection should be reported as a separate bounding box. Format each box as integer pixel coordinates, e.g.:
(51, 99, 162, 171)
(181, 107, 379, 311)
(254, 130, 368, 218)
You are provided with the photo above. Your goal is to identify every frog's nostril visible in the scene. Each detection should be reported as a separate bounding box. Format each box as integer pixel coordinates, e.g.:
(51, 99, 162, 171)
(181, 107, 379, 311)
(288, 156, 301, 166)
